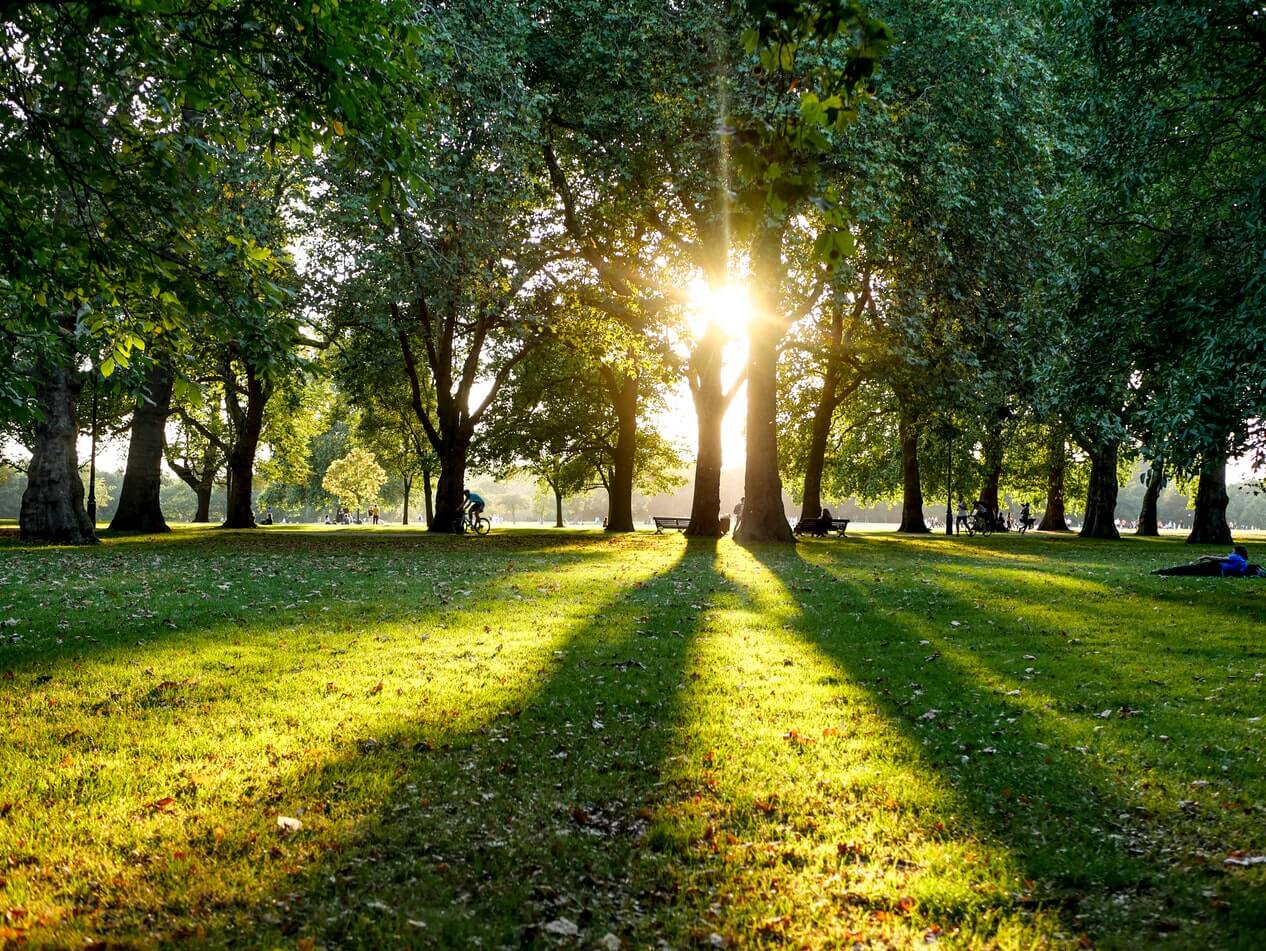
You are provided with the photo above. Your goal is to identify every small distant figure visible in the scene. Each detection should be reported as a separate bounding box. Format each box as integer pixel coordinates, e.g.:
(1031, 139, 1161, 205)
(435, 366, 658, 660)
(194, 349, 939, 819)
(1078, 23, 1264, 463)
(370, 504, 379, 525)
(1153, 545, 1252, 577)
(260, 509, 274, 526)
(1018, 501, 1035, 533)
(955, 497, 968, 535)
(733, 497, 744, 532)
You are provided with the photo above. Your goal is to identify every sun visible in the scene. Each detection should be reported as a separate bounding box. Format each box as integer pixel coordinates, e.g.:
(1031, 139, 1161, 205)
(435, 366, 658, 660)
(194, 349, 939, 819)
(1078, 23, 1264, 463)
(686, 276, 755, 338)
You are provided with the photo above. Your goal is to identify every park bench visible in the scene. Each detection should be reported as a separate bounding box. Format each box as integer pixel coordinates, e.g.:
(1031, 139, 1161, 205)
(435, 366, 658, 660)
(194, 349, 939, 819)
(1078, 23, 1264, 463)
(652, 516, 691, 534)
(793, 517, 851, 538)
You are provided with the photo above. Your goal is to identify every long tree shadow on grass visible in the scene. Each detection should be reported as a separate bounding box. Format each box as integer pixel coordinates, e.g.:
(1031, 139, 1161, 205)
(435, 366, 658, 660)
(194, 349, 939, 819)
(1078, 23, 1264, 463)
(739, 543, 1262, 948)
(0, 530, 640, 676)
(183, 537, 725, 948)
(0, 534, 707, 946)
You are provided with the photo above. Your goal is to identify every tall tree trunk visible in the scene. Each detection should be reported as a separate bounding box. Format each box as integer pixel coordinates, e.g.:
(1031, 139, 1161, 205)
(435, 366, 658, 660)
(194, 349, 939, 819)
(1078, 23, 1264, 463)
(736, 226, 794, 544)
(798, 374, 837, 525)
(605, 376, 637, 533)
(109, 363, 174, 533)
(1186, 459, 1232, 545)
(20, 364, 96, 545)
(222, 366, 265, 529)
(431, 442, 468, 533)
(402, 476, 411, 526)
(979, 434, 1003, 514)
(1080, 439, 1121, 539)
(423, 468, 434, 528)
(686, 330, 725, 537)
(897, 407, 928, 534)
(553, 483, 564, 528)
(1037, 431, 1069, 531)
(193, 483, 213, 523)
(1136, 458, 1164, 537)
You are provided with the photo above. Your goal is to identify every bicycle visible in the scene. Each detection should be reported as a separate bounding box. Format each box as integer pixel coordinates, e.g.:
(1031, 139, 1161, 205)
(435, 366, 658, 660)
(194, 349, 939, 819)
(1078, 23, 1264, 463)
(454, 508, 491, 535)
(965, 513, 993, 537)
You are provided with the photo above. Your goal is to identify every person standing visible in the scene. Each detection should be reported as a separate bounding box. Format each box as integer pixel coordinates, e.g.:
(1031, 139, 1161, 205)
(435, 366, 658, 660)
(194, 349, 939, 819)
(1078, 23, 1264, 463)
(733, 497, 744, 532)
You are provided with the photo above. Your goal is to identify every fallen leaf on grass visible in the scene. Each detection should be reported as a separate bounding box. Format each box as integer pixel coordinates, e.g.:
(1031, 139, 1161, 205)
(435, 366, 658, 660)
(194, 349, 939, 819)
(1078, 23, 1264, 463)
(276, 816, 303, 835)
(147, 797, 176, 813)
(543, 917, 580, 937)
(1224, 853, 1266, 867)
(367, 681, 383, 696)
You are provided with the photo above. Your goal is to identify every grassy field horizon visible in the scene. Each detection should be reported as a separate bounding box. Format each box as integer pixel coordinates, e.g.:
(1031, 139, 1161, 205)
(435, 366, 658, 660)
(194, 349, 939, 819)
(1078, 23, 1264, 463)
(1, 527, 1263, 948)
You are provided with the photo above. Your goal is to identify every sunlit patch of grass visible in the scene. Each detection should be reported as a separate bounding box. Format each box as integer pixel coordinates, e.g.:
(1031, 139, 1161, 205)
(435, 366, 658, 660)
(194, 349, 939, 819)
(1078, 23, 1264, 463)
(0, 528, 1264, 947)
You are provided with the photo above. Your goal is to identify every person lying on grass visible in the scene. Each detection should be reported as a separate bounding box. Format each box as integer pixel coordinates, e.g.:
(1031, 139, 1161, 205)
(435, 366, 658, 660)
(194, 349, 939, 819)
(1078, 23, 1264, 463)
(1152, 544, 1257, 577)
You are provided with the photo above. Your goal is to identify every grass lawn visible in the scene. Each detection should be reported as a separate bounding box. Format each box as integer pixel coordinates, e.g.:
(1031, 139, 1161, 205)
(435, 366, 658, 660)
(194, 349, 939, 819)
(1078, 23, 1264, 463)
(1, 526, 1264, 949)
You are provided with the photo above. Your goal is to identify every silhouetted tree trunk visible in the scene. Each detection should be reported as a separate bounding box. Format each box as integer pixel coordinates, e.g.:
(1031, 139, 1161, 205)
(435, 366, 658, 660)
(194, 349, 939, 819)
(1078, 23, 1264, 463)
(223, 360, 266, 529)
(736, 226, 794, 544)
(1136, 458, 1164, 537)
(686, 329, 728, 537)
(1038, 431, 1068, 531)
(433, 442, 469, 533)
(20, 364, 96, 545)
(897, 406, 928, 534)
(110, 363, 173, 533)
(604, 373, 637, 533)
(422, 468, 434, 528)
(553, 483, 564, 528)
(979, 435, 1003, 515)
(1187, 459, 1232, 545)
(401, 475, 412, 525)
(1079, 439, 1120, 539)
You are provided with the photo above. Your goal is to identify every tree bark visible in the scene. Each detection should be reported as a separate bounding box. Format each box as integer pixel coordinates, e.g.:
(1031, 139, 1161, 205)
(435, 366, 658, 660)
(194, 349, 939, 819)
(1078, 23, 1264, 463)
(979, 434, 1003, 515)
(222, 363, 265, 529)
(735, 226, 795, 544)
(554, 483, 564, 528)
(1079, 439, 1121, 539)
(402, 476, 412, 526)
(686, 330, 726, 537)
(1136, 458, 1164, 537)
(432, 443, 469, 533)
(20, 364, 97, 545)
(897, 406, 928, 534)
(193, 483, 213, 523)
(423, 468, 434, 528)
(1037, 431, 1069, 531)
(1186, 459, 1232, 545)
(109, 363, 174, 533)
(605, 375, 637, 533)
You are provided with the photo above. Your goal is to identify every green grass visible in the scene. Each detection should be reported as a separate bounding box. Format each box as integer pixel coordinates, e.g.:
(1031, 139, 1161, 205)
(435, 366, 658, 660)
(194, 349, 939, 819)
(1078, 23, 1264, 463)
(0, 525, 1264, 949)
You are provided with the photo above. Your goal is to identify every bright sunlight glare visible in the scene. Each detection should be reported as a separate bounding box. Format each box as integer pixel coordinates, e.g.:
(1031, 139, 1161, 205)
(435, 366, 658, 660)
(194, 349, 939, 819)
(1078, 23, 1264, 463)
(686, 276, 755, 338)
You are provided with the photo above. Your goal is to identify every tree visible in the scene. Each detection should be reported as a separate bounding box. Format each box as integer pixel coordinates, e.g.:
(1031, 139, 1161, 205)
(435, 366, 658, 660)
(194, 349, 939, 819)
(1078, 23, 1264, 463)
(314, 0, 558, 534)
(1, 0, 421, 543)
(109, 359, 175, 533)
(322, 448, 386, 517)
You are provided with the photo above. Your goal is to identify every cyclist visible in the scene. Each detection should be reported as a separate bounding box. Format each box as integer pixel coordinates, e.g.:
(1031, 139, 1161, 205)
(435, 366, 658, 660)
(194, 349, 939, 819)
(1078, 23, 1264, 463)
(463, 488, 486, 530)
